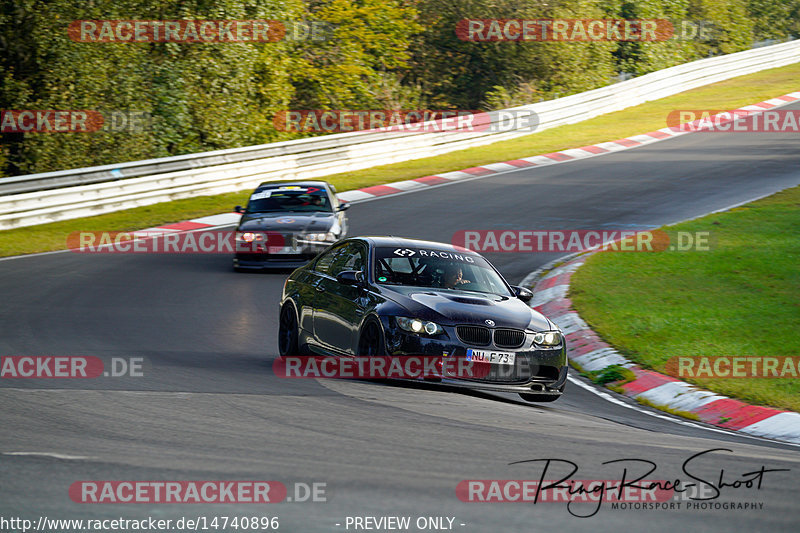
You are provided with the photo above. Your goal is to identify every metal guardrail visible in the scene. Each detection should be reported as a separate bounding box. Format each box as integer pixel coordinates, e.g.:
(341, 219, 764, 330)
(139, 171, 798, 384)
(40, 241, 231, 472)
(1, 39, 798, 229)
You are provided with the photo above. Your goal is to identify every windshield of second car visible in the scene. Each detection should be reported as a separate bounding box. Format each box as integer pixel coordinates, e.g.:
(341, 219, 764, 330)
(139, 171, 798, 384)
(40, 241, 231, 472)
(373, 247, 511, 296)
(246, 186, 332, 213)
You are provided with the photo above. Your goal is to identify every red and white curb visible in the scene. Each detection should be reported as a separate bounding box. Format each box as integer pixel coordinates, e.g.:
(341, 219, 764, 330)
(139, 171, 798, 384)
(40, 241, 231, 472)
(133, 212, 242, 236)
(115, 91, 800, 234)
(336, 91, 800, 204)
(524, 254, 800, 445)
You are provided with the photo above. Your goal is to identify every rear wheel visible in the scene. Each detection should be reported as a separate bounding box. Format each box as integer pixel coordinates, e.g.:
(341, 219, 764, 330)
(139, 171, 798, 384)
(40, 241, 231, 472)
(278, 304, 299, 356)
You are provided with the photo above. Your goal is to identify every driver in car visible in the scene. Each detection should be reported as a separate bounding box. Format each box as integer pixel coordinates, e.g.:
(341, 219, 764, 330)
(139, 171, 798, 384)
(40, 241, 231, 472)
(300, 195, 324, 207)
(443, 264, 471, 289)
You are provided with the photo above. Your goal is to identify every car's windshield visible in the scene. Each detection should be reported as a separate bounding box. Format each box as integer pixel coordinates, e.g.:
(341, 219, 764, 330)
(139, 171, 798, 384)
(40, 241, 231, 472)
(373, 246, 511, 296)
(246, 186, 332, 213)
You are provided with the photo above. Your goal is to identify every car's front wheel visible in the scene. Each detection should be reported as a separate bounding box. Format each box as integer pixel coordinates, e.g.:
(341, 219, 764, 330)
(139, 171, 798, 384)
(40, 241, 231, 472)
(357, 320, 386, 356)
(278, 304, 299, 357)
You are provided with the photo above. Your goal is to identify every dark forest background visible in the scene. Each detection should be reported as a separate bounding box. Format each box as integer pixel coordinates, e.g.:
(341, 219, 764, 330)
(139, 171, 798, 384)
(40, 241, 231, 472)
(1, 0, 797, 176)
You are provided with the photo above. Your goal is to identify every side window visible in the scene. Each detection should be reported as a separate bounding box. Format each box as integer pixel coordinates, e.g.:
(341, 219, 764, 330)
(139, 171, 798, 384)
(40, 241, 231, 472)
(313, 244, 346, 276)
(328, 243, 367, 278)
(341, 244, 367, 274)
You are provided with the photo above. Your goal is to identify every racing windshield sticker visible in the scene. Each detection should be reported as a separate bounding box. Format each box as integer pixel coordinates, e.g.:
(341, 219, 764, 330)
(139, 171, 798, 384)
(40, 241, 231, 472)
(385, 248, 477, 263)
(251, 186, 319, 201)
(250, 190, 272, 200)
(417, 249, 476, 263)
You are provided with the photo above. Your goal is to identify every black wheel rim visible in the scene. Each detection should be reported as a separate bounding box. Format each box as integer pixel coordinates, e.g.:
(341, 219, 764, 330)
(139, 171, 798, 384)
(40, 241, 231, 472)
(359, 323, 382, 356)
(279, 307, 296, 356)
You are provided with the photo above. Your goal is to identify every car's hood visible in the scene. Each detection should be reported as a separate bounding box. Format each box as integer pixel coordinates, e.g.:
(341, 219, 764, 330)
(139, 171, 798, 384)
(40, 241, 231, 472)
(382, 286, 552, 331)
(237, 212, 335, 232)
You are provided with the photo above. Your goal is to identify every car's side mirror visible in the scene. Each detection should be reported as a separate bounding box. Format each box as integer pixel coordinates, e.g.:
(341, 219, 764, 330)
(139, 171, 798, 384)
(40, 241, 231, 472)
(336, 270, 363, 285)
(235, 205, 245, 214)
(511, 285, 533, 303)
(338, 201, 350, 212)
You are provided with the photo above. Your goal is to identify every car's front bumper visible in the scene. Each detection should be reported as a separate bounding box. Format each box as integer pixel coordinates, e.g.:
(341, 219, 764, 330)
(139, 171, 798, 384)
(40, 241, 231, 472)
(380, 319, 568, 394)
(233, 242, 331, 270)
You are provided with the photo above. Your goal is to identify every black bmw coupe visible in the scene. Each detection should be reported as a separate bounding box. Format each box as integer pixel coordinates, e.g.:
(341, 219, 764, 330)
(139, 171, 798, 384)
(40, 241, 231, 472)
(278, 236, 568, 402)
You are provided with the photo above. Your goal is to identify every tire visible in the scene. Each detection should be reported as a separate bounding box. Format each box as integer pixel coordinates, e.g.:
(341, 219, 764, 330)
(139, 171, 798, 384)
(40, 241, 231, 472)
(278, 304, 299, 357)
(357, 320, 386, 356)
(519, 383, 566, 403)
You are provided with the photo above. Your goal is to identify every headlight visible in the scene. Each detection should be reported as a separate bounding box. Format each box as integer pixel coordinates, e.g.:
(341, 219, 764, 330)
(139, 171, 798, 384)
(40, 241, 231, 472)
(532, 330, 562, 347)
(235, 232, 263, 243)
(396, 317, 444, 336)
(301, 232, 337, 242)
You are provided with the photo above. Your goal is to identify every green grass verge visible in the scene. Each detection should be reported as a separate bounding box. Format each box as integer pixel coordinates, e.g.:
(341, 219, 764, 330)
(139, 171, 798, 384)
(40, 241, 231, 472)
(2, 61, 799, 258)
(586, 364, 637, 385)
(0, 193, 249, 256)
(570, 185, 800, 412)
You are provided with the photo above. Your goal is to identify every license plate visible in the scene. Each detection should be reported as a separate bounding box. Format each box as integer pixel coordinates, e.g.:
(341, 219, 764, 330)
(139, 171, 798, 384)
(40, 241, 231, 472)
(268, 234, 301, 254)
(268, 246, 302, 254)
(466, 349, 515, 365)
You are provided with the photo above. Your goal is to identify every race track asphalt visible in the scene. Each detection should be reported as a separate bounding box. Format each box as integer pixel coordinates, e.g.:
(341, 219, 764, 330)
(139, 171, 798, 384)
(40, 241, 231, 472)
(2, 106, 800, 532)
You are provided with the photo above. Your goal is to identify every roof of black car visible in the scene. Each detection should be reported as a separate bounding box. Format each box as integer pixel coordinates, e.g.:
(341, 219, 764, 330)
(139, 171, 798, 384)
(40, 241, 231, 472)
(255, 180, 331, 190)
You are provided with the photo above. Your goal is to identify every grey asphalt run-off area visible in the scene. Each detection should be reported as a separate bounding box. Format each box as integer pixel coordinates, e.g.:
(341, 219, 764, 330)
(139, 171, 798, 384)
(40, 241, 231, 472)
(2, 103, 800, 532)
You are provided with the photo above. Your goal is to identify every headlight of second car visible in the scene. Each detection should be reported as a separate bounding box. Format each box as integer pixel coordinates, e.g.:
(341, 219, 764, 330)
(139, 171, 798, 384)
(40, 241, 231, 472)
(396, 317, 444, 336)
(235, 231, 264, 243)
(300, 232, 337, 243)
(532, 330, 562, 348)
